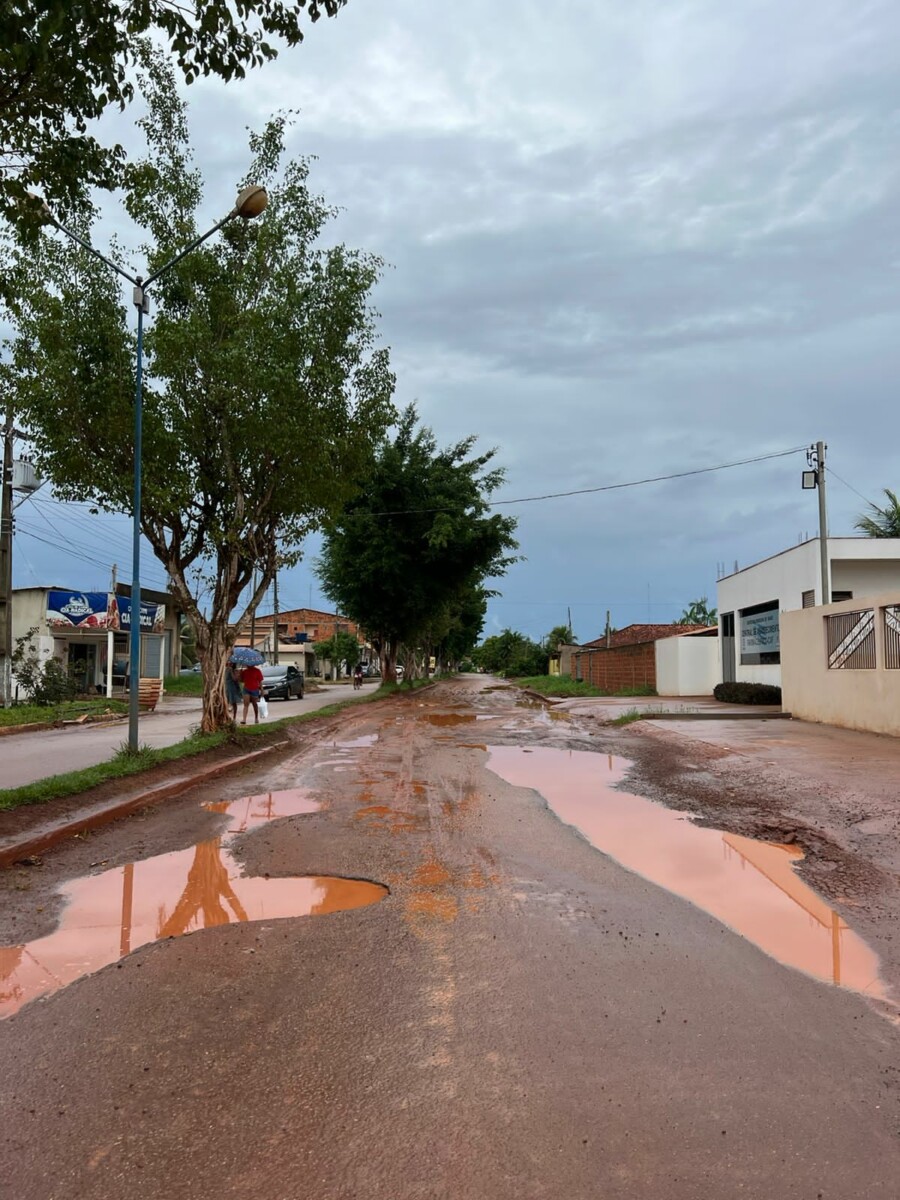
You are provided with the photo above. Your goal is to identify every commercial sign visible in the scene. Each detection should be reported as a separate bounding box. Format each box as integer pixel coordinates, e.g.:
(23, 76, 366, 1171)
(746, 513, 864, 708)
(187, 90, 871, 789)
(46, 592, 164, 634)
(118, 597, 166, 634)
(740, 608, 780, 656)
(46, 592, 118, 630)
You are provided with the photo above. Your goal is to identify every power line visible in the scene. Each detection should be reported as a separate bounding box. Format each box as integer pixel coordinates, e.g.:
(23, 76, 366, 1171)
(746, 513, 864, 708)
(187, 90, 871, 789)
(828, 467, 877, 510)
(372, 445, 809, 516)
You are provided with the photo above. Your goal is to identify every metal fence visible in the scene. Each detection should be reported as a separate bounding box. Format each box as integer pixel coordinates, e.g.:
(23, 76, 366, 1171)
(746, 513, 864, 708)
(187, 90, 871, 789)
(885, 605, 900, 670)
(826, 608, 876, 670)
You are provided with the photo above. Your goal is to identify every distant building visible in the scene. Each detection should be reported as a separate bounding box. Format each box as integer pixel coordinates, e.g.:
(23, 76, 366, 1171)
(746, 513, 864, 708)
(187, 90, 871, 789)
(569, 624, 713, 694)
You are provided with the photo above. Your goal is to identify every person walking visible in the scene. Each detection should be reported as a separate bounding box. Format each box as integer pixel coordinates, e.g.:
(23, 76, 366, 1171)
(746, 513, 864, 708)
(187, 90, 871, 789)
(241, 662, 264, 725)
(225, 662, 243, 723)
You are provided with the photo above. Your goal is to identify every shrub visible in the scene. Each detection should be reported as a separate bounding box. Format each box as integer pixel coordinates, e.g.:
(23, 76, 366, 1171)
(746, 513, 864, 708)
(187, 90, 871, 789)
(11, 628, 77, 706)
(713, 681, 782, 705)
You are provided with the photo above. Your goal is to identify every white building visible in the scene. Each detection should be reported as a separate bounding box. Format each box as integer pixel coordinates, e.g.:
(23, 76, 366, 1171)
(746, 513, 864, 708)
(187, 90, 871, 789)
(716, 537, 900, 687)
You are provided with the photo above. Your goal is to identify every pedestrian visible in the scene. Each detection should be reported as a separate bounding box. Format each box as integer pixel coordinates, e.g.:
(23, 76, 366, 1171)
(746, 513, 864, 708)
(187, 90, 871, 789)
(225, 662, 243, 722)
(241, 661, 264, 725)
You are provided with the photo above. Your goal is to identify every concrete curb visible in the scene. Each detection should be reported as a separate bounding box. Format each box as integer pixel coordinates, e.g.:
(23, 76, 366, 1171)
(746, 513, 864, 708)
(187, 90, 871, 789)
(0, 739, 290, 869)
(632, 711, 793, 722)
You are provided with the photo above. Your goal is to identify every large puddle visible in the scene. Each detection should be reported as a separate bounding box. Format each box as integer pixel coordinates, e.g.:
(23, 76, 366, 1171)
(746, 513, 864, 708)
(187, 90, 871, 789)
(0, 789, 387, 1019)
(486, 747, 884, 999)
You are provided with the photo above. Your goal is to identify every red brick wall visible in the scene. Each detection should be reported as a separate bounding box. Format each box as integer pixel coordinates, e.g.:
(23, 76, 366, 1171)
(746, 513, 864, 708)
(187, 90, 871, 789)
(572, 643, 657, 691)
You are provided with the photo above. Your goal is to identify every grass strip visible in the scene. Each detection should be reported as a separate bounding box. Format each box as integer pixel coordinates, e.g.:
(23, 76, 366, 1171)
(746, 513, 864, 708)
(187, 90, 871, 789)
(514, 676, 657, 699)
(0, 682, 407, 812)
(0, 699, 128, 729)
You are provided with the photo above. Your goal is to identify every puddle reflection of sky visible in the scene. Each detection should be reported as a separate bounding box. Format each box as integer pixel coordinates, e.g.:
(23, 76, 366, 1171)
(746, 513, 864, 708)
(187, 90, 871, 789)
(486, 746, 884, 999)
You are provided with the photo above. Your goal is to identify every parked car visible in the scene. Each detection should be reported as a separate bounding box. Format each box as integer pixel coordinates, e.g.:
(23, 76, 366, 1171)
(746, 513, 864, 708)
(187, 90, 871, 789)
(260, 664, 304, 700)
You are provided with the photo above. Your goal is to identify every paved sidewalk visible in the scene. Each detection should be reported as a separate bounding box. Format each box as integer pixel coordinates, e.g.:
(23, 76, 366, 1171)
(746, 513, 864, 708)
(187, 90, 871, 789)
(1, 682, 379, 790)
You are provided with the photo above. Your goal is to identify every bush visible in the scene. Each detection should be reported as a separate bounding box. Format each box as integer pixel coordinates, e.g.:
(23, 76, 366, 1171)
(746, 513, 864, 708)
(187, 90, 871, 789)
(11, 627, 77, 706)
(713, 681, 782, 705)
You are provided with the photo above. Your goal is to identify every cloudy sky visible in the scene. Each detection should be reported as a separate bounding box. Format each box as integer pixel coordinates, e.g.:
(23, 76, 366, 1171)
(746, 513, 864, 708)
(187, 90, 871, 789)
(11, 0, 900, 643)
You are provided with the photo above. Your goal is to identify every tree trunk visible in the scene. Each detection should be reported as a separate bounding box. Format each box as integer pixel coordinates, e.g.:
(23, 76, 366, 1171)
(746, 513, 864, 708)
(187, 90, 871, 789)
(199, 634, 232, 733)
(380, 637, 397, 683)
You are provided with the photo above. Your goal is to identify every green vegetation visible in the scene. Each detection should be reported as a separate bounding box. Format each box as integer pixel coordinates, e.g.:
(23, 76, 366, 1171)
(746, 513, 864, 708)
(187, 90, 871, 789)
(0, 681, 401, 811)
(0, 698, 127, 728)
(854, 488, 900, 538)
(611, 709, 644, 726)
(163, 673, 203, 696)
(676, 597, 717, 626)
(1, 1, 347, 219)
(514, 676, 605, 698)
(514, 677, 657, 699)
(473, 629, 547, 678)
(317, 405, 517, 680)
(713, 681, 782, 705)
(6, 51, 395, 734)
(314, 631, 363, 677)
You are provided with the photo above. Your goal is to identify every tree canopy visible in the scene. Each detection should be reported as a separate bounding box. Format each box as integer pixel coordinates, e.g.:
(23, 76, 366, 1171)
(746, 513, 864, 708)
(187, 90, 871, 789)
(854, 489, 900, 538)
(546, 623, 576, 650)
(316, 406, 518, 679)
(314, 631, 362, 677)
(3, 52, 395, 730)
(473, 629, 548, 678)
(0, 1, 347, 216)
(676, 597, 717, 626)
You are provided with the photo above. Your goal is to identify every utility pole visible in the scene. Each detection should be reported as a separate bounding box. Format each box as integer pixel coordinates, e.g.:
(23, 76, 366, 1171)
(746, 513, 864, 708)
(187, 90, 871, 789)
(273, 572, 279, 665)
(0, 409, 14, 707)
(816, 440, 830, 605)
(605, 610, 611, 649)
(803, 442, 830, 604)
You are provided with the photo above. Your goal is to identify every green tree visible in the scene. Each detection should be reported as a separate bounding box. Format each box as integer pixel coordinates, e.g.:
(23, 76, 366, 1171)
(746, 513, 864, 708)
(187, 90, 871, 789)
(546, 623, 576, 650)
(316, 406, 518, 681)
(854, 489, 900, 538)
(475, 629, 548, 677)
(4, 55, 394, 731)
(0, 1, 347, 218)
(314, 630, 362, 679)
(677, 597, 717, 626)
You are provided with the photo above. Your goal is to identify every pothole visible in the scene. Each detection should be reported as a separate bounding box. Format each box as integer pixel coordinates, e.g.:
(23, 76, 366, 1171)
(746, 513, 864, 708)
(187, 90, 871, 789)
(485, 746, 885, 1000)
(0, 789, 387, 1019)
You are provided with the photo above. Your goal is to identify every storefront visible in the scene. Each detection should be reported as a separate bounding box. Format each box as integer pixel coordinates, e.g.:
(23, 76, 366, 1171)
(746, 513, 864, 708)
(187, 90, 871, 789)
(12, 586, 177, 699)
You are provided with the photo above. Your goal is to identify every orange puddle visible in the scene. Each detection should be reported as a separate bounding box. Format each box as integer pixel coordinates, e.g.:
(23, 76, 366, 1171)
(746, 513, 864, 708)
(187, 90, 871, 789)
(486, 746, 885, 999)
(1, 789, 387, 1019)
(420, 713, 478, 726)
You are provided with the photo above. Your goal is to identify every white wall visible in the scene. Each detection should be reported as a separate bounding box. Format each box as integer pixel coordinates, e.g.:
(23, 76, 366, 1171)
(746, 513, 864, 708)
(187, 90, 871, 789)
(781, 592, 900, 737)
(717, 539, 900, 688)
(655, 634, 719, 696)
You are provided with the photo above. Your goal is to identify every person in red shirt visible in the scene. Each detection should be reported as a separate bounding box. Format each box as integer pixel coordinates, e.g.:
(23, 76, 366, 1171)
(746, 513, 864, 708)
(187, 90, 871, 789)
(240, 663, 264, 725)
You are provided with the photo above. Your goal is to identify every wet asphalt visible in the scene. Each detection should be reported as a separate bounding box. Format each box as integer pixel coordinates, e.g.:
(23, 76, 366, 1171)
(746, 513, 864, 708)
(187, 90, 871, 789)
(1, 677, 899, 1199)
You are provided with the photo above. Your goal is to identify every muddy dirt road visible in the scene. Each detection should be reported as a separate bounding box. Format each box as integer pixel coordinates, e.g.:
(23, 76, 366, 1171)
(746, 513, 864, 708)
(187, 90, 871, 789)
(2, 677, 899, 1199)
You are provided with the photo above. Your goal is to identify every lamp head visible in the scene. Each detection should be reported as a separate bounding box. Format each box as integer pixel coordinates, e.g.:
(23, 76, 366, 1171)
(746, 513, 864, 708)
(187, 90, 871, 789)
(234, 185, 268, 220)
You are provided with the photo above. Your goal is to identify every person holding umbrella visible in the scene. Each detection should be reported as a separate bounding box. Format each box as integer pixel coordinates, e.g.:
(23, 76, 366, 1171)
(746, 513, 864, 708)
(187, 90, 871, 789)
(225, 662, 243, 723)
(229, 647, 266, 726)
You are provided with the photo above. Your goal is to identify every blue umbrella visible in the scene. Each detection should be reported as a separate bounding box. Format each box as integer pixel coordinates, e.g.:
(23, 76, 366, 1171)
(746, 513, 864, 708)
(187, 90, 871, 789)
(229, 646, 265, 666)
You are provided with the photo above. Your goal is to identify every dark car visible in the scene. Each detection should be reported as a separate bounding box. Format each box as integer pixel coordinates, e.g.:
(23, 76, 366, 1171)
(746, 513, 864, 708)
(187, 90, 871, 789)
(260, 664, 304, 700)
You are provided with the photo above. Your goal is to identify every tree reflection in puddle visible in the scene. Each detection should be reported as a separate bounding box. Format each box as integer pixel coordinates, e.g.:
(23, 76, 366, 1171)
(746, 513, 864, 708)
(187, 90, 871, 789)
(1, 789, 387, 1018)
(486, 745, 885, 1000)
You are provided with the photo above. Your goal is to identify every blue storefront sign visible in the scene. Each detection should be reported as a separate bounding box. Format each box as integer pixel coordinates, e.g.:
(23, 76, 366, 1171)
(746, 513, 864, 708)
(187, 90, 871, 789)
(118, 596, 166, 634)
(47, 591, 116, 630)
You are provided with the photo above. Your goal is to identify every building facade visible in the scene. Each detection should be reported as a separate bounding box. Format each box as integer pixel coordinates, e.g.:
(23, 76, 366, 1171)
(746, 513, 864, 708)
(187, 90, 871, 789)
(717, 537, 900, 688)
(11, 585, 180, 699)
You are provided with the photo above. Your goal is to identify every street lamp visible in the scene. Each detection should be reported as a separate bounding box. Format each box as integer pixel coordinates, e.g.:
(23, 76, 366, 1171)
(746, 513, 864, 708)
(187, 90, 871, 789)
(31, 185, 268, 749)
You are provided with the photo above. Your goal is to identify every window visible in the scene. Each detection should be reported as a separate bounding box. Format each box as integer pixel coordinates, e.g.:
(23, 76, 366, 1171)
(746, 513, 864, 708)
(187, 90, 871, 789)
(831, 590, 853, 603)
(801, 590, 815, 609)
(826, 609, 875, 669)
(883, 606, 900, 670)
(739, 601, 780, 665)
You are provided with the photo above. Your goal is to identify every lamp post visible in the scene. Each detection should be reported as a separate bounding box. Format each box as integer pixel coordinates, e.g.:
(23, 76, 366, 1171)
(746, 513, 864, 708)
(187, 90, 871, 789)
(33, 185, 268, 749)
